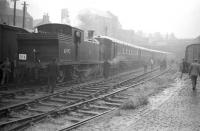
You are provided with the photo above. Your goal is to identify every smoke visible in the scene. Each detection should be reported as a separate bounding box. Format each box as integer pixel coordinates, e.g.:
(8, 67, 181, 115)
(78, 8, 112, 18)
(74, 8, 111, 27)
(74, 8, 121, 37)
(109, 56, 125, 65)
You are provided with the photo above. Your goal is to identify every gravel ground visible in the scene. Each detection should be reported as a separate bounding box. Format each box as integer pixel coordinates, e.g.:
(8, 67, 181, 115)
(72, 69, 179, 131)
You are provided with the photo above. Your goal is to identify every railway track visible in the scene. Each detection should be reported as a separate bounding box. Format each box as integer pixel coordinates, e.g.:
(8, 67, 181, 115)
(0, 67, 155, 130)
(0, 67, 170, 131)
(0, 66, 162, 130)
(57, 68, 173, 131)
(0, 68, 144, 110)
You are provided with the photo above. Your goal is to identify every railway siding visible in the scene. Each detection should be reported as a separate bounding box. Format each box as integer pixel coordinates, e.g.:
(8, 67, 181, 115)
(0, 67, 161, 131)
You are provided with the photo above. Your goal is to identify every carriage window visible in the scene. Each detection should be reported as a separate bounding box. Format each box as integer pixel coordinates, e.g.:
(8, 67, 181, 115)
(137, 49, 141, 57)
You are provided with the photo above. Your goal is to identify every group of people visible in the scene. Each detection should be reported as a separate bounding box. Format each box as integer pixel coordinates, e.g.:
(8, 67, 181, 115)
(0, 57, 58, 94)
(143, 58, 167, 73)
(180, 58, 200, 90)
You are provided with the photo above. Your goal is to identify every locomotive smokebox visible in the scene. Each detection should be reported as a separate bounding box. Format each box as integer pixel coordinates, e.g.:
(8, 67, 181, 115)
(88, 30, 94, 39)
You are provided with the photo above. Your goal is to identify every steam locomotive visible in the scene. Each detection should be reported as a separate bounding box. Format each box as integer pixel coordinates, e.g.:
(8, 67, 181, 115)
(1, 23, 173, 83)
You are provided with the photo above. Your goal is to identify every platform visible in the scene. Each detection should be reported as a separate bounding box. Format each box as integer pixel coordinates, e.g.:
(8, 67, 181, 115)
(125, 76, 200, 131)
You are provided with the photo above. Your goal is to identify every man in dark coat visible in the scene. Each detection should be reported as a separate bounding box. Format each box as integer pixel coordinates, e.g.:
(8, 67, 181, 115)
(189, 59, 200, 90)
(47, 58, 58, 93)
(103, 60, 110, 79)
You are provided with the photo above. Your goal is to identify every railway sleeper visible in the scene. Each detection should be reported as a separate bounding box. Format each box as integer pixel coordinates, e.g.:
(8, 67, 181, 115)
(111, 95, 129, 100)
(59, 95, 82, 101)
(56, 95, 76, 102)
(103, 102, 122, 107)
(27, 108, 45, 114)
(1, 98, 23, 103)
(37, 101, 60, 107)
(64, 116, 81, 123)
(104, 98, 125, 103)
(78, 90, 98, 94)
(14, 96, 31, 100)
(24, 88, 36, 93)
(68, 111, 87, 118)
(89, 105, 113, 110)
(81, 88, 100, 92)
(86, 85, 110, 89)
(74, 91, 93, 95)
(0, 92, 15, 99)
(49, 97, 68, 104)
(66, 93, 89, 98)
(77, 110, 100, 116)
(15, 91, 26, 96)
(64, 96, 83, 100)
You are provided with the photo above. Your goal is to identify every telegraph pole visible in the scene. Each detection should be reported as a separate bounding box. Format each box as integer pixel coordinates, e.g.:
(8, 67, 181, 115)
(12, 0, 19, 26)
(22, 1, 28, 28)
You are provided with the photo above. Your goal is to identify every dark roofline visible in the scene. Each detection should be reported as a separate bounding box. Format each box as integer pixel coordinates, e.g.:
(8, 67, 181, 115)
(36, 23, 83, 31)
(0, 23, 29, 33)
(186, 43, 200, 50)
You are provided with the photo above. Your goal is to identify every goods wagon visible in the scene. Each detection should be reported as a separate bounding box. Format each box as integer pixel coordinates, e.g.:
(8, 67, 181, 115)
(0, 24, 28, 62)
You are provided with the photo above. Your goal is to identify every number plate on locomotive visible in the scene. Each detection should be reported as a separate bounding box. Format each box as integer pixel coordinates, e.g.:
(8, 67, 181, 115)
(19, 54, 27, 60)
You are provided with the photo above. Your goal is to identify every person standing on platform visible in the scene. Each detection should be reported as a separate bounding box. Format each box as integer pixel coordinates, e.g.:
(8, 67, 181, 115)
(188, 59, 200, 90)
(47, 58, 58, 93)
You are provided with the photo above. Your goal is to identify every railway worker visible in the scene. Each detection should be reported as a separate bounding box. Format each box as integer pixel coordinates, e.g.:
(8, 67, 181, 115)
(34, 59, 41, 82)
(0, 57, 11, 85)
(47, 58, 58, 93)
(103, 60, 110, 79)
(143, 61, 148, 73)
(161, 59, 167, 70)
(159, 60, 163, 71)
(188, 59, 200, 90)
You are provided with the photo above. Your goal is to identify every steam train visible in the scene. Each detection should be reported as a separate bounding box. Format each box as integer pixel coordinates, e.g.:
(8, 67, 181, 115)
(1, 23, 173, 83)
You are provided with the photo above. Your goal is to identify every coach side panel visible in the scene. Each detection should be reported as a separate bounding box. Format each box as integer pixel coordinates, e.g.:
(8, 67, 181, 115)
(186, 44, 200, 63)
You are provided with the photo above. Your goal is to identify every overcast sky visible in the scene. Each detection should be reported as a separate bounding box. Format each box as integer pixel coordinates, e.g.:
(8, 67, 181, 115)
(12, 0, 200, 38)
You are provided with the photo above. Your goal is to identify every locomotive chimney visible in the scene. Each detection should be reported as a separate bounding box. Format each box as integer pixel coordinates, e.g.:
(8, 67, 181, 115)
(88, 30, 94, 39)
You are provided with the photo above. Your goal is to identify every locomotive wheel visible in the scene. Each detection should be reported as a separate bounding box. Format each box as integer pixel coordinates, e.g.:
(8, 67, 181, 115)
(57, 69, 65, 83)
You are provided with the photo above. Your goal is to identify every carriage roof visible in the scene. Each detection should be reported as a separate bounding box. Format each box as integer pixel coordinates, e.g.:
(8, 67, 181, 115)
(96, 36, 169, 54)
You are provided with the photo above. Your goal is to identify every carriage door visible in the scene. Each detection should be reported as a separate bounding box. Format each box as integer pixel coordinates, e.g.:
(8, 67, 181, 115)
(193, 47, 198, 61)
(137, 49, 141, 60)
